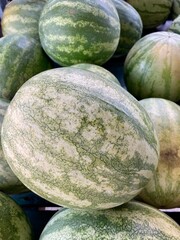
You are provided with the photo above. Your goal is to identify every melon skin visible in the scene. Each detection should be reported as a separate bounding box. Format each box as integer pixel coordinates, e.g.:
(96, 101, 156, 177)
(124, 31, 180, 103)
(126, 0, 173, 29)
(39, 201, 180, 240)
(0, 33, 52, 100)
(172, 0, 180, 19)
(138, 98, 180, 209)
(38, 0, 120, 66)
(168, 15, 180, 35)
(1, 67, 159, 210)
(0, 191, 33, 240)
(0, 98, 28, 194)
(1, 0, 47, 40)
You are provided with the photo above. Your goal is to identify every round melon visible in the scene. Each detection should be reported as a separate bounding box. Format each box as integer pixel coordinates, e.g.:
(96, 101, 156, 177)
(125, 0, 173, 29)
(39, 201, 180, 240)
(172, 0, 180, 19)
(1, 67, 159, 210)
(138, 98, 180, 209)
(0, 98, 28, 194)
(0, 33, 52, 100)
(71, 63, 120, 85)
(1, 0, 47, 39)
(112, 0, 143, 56)
(38, 0, 120, 66)
(124, 31, 180, 102)
(168, 15, 180, 35)
(0, 191, 32, 240)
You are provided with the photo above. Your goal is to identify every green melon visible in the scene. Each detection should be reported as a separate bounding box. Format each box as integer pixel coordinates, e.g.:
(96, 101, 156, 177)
(0, 33, 52, 100)
(1, 67, 159, 210)
(138, 98, 180, 209)
(112, 0, 143, 56)
(38, 0, 120, 66)
(172, 0, 180, 19)
(168, 15, 180, 35)
(0, 98, 28, 194)
(124, 31, 180, 102)
(126, 0, 173, 29)
(0, 191, 32, 240)
(1, 0, 47, 39)
(71, 63, 120, 85)
(39, 201, 180, 240)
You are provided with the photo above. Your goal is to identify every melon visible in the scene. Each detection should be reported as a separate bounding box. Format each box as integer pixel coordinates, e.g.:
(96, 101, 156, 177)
(168, 15, 180, 35)
(138, 98, 180, 209)
(1, 0, 47, 39)
(124, 31, 180, 102)
(0, 191, 32, 240)
(172, 0, 180, 19)
(1, 67, 159, 209)
(0, 98, 27, 194)
(39, 201, 180, 240)
(0, 33, 52, 100)
(38, 0, 120, 66)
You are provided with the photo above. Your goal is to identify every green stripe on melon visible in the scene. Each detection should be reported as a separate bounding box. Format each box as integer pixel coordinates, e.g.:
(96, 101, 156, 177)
(1, 0, 47, 39)
(1, 67, 159, 209)
(39, 0, 120, 66)
(0, 191, 32, 240)
(124, 31, 180, 102)
(138, 98, 180, 209)
(0, 98, 27, 194)
(39, 201, 180, 240)
(126, 0, 173, 29)
(0, 33, 52, 100)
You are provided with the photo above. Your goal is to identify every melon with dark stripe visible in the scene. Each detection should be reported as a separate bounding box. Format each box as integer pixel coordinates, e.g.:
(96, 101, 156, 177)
(126, 0, 173, 29)
(0, 33, 52, 100)
(1, 67, 159, 209)
(138, 98, 180, 209)
(1, 0, 47, 39)
(112, 0, 143, 56)
(39, 0, 120, 66)
(39, 201, 180, 240)
(0, 191, 32, 240)
(0, 98, 27, 194)
(124, 31, 180, 102)
(172, 0, 180, 19)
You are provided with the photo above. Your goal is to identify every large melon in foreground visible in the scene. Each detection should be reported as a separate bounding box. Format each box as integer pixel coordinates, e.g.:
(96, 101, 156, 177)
(0, 98, 28, 194)
(124, 31, 180, 102)
(39, 0, 120, 66)
(0, 191, 32, 240)
(138, 98, 180, 209)
(39, 201, 180, 240)
(1, 67, 159, 209)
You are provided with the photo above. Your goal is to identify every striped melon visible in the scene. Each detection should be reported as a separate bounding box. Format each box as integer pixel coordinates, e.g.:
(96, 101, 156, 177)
(126, 0, 173, 29)
(71, 63, 120, 85)
(1, 67, 159, 210)
(112, 0, 143, 56)
(172, 0, 180, 19)
(1, 0, 47, 39)
(138, 98, 180, 209)
(0, 98, 27, 194)
(168, 15, 180, 34)
(124, 31, 180, 102)
(39, 201, 180, 240)
(0, 33, 52, 100)
(0, 191, 32, 240)
(38, 0, 120, 66)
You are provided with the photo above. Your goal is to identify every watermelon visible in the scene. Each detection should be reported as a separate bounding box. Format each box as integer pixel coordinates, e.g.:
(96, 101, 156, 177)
(0, 33, 52, 100)
(0, 98, 28, 194)
(112, 0, 143, 56)
(38, 0, 120, 66)
(172, 0, 180, 19)
(124, 31, 180, 102)
(138, 98, 180, 209)
(0, 191, 32, 240)
(1, 66, 159, 210)
(168, 15, 180, 35)
(71, 63, 120, 85)
(1, 0, 47, 39)
(125, 0, 173, 29)
(39, 201, 180, 240)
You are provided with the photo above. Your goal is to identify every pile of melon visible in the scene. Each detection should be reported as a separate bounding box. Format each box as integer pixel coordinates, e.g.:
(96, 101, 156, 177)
(0, 0, 180, 239)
